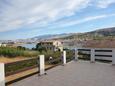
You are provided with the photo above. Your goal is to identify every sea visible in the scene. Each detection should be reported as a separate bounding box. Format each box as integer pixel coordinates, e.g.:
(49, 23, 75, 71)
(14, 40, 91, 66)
(20, 43, 37, 49)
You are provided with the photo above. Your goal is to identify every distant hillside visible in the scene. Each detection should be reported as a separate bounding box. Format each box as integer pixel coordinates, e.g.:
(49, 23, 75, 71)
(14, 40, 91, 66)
(61, 27, 115, 40)
(86, 27, 115, 36)
(33, 33, 71, 39)
(31, 33, 72, 40)
(15, 33, 72, 43)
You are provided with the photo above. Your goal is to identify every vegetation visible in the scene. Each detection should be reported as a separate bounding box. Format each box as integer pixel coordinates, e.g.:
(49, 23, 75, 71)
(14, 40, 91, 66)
(0, 45, 74, 59)
(17, 46, 26, 50)
(5, 58, 38, 75)
(5, 50, 74, 75)
(35, 43, 47, 52)
(0, 47, 39, 57)
(78, 51, 90, 60)
(1, 44, 74, 75)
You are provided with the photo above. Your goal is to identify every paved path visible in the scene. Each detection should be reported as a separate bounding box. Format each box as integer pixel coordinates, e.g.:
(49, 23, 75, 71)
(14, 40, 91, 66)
(11, 61, 115, 86)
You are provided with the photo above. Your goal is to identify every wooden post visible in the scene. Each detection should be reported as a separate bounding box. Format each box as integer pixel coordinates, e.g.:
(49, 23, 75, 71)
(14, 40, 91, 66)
(39, 55, 46, 75)
(75, 48, 78, 61)
(90, 49, 95, 63)
(0, 63, 5, 86)
(63, 51, 66, 65)
(112, 49, 115, 65)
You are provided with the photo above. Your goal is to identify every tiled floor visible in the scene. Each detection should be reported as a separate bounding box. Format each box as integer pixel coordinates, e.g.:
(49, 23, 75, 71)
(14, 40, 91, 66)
(11, 61, 115, 86)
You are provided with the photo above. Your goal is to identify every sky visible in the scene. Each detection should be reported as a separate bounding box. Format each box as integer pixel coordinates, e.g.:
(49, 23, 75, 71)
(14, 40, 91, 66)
(0, 0, 115, 40)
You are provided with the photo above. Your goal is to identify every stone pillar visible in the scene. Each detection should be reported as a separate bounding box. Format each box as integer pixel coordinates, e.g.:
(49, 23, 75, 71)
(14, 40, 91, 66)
(90, 49, 95, 63)
(75, 48, 78, 61)
(63, 51, 66, 65)
(112, 49, 115, 65)
(0, 63, 5, 86)
(39, 55, 45, 75)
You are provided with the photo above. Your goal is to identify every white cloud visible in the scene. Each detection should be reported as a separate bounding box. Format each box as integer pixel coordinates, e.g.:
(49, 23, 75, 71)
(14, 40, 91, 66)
(0, 0, 115, 32)
(49, 14, 115, 28)
(97, 0, 115, 8)
(0, 0, 90, 32)
(0, 20, 24, 32)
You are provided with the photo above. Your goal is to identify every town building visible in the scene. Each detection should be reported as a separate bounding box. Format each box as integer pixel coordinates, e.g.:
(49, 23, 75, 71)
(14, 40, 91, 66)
(0, 43, 7, 47)
(37, 40, 63, 51)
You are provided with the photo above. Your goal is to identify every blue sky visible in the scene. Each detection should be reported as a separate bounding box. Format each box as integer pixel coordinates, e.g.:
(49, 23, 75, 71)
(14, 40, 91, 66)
(0, 0, 115, 40)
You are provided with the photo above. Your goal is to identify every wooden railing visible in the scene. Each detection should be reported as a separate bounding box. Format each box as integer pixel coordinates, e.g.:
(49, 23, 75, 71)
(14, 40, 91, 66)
(5, 58, 38, 76)
(74, 48, 115, 64)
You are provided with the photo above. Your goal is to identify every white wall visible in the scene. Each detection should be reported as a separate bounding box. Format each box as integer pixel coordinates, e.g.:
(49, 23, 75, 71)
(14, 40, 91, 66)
(0, 44, 2, 47)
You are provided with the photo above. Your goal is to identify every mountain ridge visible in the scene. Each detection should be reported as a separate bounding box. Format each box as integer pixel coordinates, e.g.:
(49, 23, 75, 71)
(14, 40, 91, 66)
(60, 27, 115, 40)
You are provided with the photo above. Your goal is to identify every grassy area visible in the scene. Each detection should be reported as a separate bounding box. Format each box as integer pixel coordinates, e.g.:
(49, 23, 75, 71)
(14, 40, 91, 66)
(0, 47, 39, 58)
(5, 58, 38, 76)
(0, 47, 74, 58)
(40, 50, 74, 61)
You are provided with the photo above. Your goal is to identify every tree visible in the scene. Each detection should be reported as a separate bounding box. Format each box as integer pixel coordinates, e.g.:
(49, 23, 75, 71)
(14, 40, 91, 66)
(17, 46, 26, 50)
(35, 43, 46, 53)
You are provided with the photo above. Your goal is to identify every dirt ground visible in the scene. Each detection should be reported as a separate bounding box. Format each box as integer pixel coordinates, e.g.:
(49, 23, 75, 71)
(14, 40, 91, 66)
(0, 56, 30, 63)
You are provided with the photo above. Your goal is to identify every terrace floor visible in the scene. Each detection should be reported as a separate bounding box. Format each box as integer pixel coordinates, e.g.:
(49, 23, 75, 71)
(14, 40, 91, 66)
(10, 60, 115, 86)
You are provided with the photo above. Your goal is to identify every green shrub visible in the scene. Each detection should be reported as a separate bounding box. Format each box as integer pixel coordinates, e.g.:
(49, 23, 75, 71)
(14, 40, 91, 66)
(0, 47, 39, 57)
(5, 58, 38, 75)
